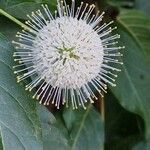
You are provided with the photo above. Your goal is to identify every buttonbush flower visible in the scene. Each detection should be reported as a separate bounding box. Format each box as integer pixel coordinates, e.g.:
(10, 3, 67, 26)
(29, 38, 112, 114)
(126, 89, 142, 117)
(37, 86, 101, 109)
(12, 0, 124, 109)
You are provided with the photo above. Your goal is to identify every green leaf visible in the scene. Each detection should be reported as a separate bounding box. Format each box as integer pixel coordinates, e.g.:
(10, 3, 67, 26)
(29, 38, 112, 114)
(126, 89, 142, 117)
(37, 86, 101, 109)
(105, 91, 144, 150)
(110, 9, 150, 142)
(37, 105, 70, 150)
(0, 0, 57, 20)
(0, 33, 43, 150)
(37, 104, 104, 150)
(63, 104, 104, 150)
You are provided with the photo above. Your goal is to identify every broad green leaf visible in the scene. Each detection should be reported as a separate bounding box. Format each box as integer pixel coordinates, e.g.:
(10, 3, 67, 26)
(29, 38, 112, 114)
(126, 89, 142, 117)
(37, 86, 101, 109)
(37, 105, 70, 150)
(0, 33, 43, 150)
(63, 104, 104, 150)
(0, 0, 57, 20)
(110, 10, 150, 143)
(37, 104, 104, 150)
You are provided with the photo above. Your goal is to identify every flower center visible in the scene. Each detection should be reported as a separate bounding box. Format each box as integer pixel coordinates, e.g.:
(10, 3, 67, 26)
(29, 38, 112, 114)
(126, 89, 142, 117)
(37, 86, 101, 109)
(56, 42, 80, 65)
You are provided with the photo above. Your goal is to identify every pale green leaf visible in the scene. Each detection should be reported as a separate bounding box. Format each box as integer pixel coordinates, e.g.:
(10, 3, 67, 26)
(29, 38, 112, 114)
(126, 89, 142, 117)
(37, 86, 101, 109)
(37, 104, 104, 150)
(0, 33, 43, 150)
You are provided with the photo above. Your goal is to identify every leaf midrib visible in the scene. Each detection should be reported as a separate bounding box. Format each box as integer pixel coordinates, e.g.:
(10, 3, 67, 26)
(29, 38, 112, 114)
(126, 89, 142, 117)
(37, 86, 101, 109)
(0, 84, 36, 133)
(117, 18, 146, 56)
(71, 104, 92, 150)
(117, 18, 146, 113)
(0, 59, 39, 139)
(0, 122, 26, 150)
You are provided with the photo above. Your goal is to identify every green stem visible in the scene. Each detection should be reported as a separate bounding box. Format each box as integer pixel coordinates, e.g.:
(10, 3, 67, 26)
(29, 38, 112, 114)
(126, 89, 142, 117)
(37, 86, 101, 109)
(101, 98, 105, 150)
(101, 97, 105, 122)
(0, 9, 36, 34)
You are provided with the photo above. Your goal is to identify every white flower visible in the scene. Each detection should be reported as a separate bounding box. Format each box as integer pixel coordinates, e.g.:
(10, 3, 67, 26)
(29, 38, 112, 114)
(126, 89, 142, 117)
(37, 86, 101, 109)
(12, 0, 124, 109)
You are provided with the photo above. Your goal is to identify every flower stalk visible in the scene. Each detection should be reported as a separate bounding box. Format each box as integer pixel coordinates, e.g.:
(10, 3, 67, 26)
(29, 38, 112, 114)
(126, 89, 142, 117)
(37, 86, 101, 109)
(0, 9, 36, 34)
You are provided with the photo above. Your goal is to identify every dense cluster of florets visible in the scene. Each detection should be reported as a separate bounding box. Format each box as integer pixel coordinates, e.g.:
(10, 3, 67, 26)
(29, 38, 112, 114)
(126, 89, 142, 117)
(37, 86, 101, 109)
(13, 0, 124, 109)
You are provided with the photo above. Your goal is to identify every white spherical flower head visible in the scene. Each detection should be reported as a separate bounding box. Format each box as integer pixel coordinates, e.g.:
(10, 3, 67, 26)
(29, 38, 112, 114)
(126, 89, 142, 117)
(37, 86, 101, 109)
(13, 0, 124, 109)
(34, 17, 103, 88)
